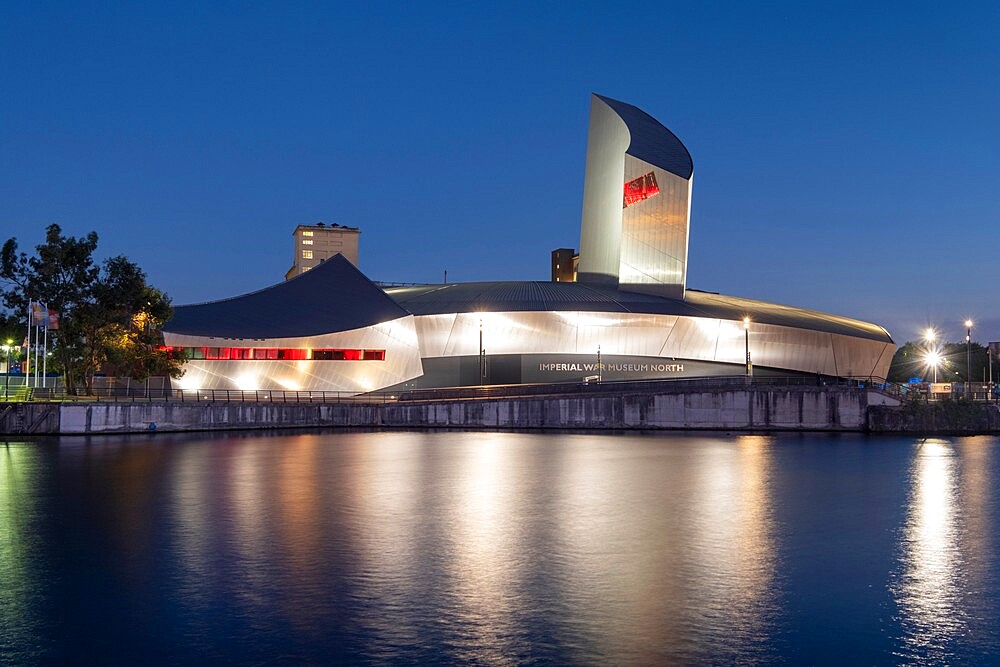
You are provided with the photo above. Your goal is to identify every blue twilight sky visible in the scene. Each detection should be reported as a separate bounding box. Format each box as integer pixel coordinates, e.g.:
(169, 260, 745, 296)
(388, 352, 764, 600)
(1, 2, 998, 344)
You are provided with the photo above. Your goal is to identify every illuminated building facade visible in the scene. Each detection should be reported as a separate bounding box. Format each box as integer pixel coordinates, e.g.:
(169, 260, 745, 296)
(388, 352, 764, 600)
(578, 94, 693, 298)
(163, 95, 895, 392)
(165, 255, 422, 392)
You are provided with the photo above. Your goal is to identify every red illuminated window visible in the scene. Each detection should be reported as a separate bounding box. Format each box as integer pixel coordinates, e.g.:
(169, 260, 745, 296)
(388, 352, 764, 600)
(623, 172, 660, 208)
(169, 347, 384, 361)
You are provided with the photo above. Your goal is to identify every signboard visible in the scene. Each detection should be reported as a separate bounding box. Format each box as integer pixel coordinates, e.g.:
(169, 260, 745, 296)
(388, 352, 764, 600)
(522, 354, 732, 383)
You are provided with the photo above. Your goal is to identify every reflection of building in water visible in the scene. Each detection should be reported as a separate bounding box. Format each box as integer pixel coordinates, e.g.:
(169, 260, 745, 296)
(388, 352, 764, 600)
(555, 435, 778, 663)
(958, 437, 994, 642)
(445, 434, 526, 662)
(345, 433, 426, 650)
(687, 436, 778, 660)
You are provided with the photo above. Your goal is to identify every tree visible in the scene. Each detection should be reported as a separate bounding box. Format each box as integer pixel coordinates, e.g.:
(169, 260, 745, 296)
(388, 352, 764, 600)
(86, 257, 182, 390)
(887, 340, 989, 384)
(0, 225, 184, 393)
(0, 310, 22, 371)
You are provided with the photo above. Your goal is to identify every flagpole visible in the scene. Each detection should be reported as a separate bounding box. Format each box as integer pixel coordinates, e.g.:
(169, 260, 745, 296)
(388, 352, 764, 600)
(42, 302, 48, 389)
(25, 303, 31, 387)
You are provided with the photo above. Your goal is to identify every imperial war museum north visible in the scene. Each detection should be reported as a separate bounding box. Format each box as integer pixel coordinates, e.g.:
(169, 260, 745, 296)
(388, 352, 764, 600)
(161, 94, 896, 393)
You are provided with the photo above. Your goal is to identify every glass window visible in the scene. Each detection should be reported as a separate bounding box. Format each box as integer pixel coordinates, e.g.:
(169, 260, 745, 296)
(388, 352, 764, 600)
(623, 171, 661, 208)
(302, 250, 313, 259)
(302, 239, 313, 245)
(302, 230, 313, 237)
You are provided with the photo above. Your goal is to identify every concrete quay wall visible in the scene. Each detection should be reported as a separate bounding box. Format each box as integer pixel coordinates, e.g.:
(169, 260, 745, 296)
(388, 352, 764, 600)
(380, 387, 870, 431)
(868, 402, 1000, 435)
(41, 386, 885, 434)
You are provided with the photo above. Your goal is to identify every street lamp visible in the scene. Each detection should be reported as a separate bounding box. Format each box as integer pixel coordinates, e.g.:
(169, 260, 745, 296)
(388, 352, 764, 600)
(922, 328, 939, 384)
(743, 316, 753, 378)
(925, 350, 941, 383)
(966, 319, 973, 397)
(478, 318, 487, 386)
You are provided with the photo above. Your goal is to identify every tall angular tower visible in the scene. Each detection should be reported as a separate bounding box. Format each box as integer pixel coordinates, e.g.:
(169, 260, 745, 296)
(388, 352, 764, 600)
(577, 94, 694, 299)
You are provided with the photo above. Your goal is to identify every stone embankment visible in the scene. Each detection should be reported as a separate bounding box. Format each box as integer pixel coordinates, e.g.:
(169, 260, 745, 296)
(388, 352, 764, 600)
(868, 401, 1000, 435)
(2, 383, 901, 435)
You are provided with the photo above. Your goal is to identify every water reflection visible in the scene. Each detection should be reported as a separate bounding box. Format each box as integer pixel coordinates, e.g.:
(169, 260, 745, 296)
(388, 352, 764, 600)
(0, 444, 44, 662)
(892, 437, 997, 662)
(557, 434, 779, 662)
(6, 432, 999, 663)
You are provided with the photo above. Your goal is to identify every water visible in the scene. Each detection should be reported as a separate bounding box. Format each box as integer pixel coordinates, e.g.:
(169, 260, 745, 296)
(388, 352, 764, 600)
(1, 431, 999, 665)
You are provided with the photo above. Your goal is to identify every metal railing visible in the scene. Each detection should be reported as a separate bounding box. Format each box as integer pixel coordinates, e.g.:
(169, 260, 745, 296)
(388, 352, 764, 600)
(392, 375, 908, 402)
(26, 388, 400, 404)
(7, 374, 912, 404)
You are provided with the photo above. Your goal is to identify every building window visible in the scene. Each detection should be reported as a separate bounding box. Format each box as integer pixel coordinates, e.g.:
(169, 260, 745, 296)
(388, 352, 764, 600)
(302, 230, 313, 237)
(623, 172, 661, 208)
(302, 250, 313, 259)
(160, 346, 371, 362)
(302, 239, 313, 245)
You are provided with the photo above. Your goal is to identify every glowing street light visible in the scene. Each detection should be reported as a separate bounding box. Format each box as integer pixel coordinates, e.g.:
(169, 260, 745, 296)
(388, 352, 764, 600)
(965, 319, 974, 396)
(922, 327, 940, 384)
(925, 350, 942, 383)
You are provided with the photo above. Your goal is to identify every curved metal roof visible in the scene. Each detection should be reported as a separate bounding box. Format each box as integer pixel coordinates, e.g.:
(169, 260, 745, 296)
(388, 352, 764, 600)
(596, 94, 694, 180)
(384, 281, 893, 344)
(164, 254, 410, 339)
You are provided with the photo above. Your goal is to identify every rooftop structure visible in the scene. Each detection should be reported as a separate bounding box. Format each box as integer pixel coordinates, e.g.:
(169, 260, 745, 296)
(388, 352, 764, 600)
(578, 94, 694, 298)
(285, 222, 360, 280)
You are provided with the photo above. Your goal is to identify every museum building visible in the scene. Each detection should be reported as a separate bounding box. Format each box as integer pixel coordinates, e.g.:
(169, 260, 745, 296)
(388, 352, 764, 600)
(161, 94, 895, 392)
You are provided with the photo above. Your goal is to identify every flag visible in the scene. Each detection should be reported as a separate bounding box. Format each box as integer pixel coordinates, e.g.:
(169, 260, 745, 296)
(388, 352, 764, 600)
(47, 309, 60, 330)
(29, 301, 46, 326)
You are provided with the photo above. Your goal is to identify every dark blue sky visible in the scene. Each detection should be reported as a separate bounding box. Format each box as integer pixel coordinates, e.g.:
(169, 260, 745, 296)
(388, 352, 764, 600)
(2, 2, 998, 343)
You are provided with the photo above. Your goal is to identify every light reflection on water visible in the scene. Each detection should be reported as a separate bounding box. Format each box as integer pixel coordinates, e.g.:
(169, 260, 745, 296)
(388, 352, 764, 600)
(1, 432, 999, 664)
(891, 437, 999, 663)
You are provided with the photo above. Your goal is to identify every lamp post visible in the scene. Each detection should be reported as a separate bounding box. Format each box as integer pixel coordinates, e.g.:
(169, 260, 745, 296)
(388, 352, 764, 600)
(479, 319, 486, 386)
(925, 350, 941, 383)
(597, 344, 602, 383)
(989, 345, 993, 395)
(923, 328, 938, 383)
(743, 317, 752, 378)
(966, 319, 973, 397)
